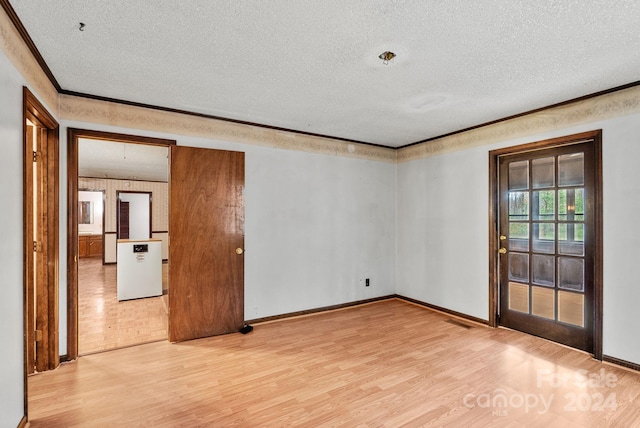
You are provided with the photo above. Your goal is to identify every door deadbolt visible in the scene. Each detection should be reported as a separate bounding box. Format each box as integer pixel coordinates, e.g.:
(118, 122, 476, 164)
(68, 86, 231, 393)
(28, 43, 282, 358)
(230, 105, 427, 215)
(499, 235, 507, 241)
(498, 248, 507, 254)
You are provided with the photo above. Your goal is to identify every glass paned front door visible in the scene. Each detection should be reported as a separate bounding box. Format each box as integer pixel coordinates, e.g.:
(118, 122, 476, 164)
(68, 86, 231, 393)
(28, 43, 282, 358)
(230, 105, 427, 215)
(498, 139, 596, 352)
(505, 151, 585, 326)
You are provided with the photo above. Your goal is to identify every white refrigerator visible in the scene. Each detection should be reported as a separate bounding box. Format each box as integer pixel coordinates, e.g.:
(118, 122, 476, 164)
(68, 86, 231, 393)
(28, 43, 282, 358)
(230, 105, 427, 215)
(116, 239, 163, 301)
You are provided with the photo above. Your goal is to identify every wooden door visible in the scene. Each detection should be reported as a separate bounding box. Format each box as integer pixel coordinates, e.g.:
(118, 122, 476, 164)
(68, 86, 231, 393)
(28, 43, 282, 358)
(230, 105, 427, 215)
(169, 146, 245, 342)
(25, 123, 36, 374)
(33, 127, 51, 372)
(24, 87, 60, 375)
(498, 139, 598, 352)
(117, 200, 130, 239)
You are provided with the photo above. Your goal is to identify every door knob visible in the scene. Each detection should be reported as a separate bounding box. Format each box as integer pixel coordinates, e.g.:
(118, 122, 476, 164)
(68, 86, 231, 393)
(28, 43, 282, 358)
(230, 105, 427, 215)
(235, 248, 244, 255)
(498, 248, 507, 254)
(499, 235, 507, 241)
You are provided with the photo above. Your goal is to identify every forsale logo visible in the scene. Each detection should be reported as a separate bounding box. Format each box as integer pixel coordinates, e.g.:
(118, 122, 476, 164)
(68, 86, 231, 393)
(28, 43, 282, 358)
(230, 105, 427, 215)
(537, 368, 617, 389)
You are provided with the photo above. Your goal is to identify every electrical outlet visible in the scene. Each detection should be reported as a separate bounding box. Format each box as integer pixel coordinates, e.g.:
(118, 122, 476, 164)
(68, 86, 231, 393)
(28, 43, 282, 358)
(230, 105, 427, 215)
(365, 278, 370, 287)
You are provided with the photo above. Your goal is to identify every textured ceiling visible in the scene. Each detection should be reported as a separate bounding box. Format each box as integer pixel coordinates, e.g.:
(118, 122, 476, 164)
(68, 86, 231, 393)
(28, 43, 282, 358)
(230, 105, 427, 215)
(8, 1, 640, 147)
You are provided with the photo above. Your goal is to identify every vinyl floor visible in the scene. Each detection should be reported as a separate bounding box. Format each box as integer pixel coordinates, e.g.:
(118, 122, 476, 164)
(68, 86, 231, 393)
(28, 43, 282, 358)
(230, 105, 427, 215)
(29, 299, 640, 427)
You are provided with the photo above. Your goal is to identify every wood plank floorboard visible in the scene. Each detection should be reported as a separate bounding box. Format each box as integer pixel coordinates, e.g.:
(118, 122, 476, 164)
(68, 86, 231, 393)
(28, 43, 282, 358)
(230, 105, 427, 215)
(28, 299, 640, 427)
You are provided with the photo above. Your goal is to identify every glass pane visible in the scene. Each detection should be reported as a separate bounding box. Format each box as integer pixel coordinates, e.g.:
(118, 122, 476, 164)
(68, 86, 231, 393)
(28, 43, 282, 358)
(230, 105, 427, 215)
(558, 291, 584, 327)
(558, 224, 585, 256)
(532, 286, 555, 320)
(509, 192, 529, 221)
(558, 153, 584, 187)
(509, 223, 529, 252)
(509, 253, 529, 282)
(532, 254, 555, 287)
(509, 282, 529, 313)
(558, 257, 584, 291)
(532, 157, 555, 188)
(558, 189, 585, 221)
(533, 190, 555, 220)
(558, 189, 567, 220)
(575, 188, 585, 221)
(575, 223, 584, 242)
(533, 223, 555, 254)
(509, 160, 529, 190)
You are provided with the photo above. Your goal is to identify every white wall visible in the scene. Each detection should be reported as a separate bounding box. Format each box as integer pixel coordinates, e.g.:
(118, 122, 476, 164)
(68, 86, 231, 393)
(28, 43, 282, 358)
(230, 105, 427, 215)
(0, 50, 28, 428)
(396, 146, 489, 320)
(244, 145, 396, 319)
(397, 114, 640, 366)
(599, 115, 640, 365)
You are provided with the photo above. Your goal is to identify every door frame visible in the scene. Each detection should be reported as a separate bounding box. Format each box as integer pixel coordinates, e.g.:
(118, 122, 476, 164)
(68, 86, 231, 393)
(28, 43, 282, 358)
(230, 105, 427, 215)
(23, 87, 59, 416)
(488, 130, 603, 359)
(66, 129, 175, 360)
(116, 190, 153, 240)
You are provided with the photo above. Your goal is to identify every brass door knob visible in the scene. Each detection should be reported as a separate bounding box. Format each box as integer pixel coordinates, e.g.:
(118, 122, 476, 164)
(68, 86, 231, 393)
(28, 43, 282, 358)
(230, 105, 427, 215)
(235, 248, 244, 255)
(499, 235, 507, 241)
(498, 248, 507, 254)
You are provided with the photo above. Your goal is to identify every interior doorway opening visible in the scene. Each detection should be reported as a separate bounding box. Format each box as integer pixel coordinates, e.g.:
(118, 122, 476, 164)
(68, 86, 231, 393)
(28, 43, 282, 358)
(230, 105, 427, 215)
(67, 129, 175, 359)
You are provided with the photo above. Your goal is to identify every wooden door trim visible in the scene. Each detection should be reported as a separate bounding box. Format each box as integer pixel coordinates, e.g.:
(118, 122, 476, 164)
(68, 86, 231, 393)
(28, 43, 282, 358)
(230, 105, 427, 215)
(488, 130, 603, 359)
(23, 87, 59, 418)
(66, 129, 175, 360)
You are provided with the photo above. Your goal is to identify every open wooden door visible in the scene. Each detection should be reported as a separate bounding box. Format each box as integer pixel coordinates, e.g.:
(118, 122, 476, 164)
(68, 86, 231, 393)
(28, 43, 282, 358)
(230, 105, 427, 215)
(24, 88, 59, 376)
(169, 146, 245, 342)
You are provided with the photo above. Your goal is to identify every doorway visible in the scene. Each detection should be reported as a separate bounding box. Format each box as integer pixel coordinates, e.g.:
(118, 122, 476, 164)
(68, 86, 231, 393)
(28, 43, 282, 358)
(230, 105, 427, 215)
(117, 191, 152, 240)
(67, 129, 175, 359)
(67, 130, 247, 357)
(23, 87, 59, 375)
(489, 130, 603, 357)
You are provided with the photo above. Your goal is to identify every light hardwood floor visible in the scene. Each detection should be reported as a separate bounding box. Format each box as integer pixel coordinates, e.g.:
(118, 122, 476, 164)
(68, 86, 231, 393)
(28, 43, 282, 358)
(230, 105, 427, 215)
(78, 257, 168, 354)
(29, 299, 640, 427)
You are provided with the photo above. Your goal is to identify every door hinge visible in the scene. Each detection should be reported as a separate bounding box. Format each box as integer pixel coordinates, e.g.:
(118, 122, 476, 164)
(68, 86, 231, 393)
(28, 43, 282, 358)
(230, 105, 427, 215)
(35, 329, 43, 342)
(33, 150, 38, 162)
(33, 241, 42, 252)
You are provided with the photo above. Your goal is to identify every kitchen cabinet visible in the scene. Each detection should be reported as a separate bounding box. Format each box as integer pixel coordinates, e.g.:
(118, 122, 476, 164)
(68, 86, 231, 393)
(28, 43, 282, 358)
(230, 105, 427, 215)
(79, 234, 102, 258)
